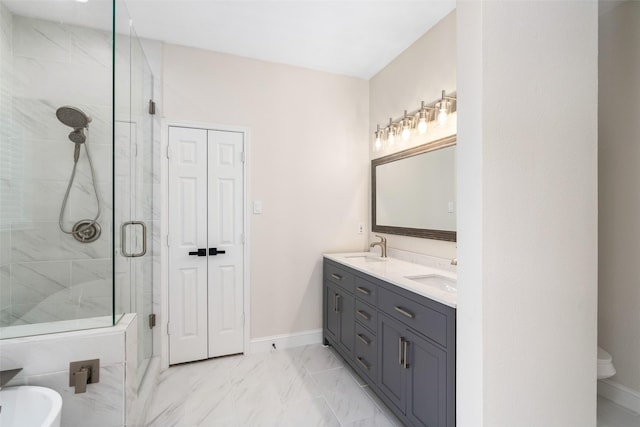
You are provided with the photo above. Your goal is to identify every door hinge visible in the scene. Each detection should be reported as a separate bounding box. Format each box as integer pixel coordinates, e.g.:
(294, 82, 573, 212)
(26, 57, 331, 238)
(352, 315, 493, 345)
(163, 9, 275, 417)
(148, 313, 156, 329)
(149, 99, 156, 115)
(166, 145, 171, 160)
(241, 151, 246, 163)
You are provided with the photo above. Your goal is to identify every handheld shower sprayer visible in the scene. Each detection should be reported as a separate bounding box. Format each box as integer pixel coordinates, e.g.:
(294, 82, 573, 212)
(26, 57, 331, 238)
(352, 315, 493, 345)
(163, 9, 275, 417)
(56, 106, 101, 243)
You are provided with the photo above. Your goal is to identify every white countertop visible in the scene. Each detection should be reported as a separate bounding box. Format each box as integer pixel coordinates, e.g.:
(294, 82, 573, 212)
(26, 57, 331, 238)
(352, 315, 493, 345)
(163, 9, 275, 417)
(323, 252, 457, 308)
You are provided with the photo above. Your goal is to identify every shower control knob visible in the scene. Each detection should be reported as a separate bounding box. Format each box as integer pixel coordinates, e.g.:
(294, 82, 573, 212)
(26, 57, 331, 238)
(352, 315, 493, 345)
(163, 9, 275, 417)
(188, 249, 207, 256)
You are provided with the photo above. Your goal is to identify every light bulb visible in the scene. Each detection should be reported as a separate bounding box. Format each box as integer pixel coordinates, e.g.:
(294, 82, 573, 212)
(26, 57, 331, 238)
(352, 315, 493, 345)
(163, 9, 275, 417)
(386, 118, 395, 145)
(418, 117, 428, 134)
(438, 107, 448, 127)
(373, 125, 382, 152)
(401, 124, 411, 141)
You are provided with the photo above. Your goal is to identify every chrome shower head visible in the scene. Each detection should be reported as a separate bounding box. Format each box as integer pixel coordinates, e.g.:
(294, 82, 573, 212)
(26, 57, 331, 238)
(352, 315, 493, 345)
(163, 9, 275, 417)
(56, 106, 92, 129)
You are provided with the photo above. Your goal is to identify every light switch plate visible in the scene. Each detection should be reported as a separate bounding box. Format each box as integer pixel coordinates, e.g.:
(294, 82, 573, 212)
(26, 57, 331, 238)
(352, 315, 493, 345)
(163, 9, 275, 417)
(253, 201, 263, 214)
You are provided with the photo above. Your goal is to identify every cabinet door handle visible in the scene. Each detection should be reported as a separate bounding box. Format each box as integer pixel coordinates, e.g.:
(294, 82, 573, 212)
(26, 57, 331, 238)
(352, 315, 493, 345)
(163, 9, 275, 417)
(394, 306, 415, 319)
(398, 337, 404, 366)
(356, 286, 370, 296)
(331, 273, 342, 281)
(334, 294, 341, 313)
(356, 357, 370, 371)
(356, 310, 370, 321)
(403, 340, 410, 369)
(357, 333, 370, 345)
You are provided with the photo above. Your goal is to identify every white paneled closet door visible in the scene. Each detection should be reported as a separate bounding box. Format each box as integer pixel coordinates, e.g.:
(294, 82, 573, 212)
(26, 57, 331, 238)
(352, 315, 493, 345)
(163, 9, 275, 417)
(207, 130, 244, 357)
(168, 126, 245, 365)
(168, 127, 209, 364)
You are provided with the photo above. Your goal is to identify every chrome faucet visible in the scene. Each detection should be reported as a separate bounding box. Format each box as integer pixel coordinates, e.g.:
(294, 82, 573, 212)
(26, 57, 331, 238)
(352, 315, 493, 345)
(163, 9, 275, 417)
(369, 235, 387, 258)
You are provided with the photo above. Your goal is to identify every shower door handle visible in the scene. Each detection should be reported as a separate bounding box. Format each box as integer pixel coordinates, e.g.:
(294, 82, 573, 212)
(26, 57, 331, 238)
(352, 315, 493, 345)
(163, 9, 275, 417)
(121, 221, 147, 258)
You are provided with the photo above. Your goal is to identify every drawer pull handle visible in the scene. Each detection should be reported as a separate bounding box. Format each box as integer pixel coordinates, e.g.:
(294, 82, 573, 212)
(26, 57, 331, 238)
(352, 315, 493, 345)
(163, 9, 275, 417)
(331, 273, 342, 281)
(394, 306, 415, 319)
(356, 357, 370, 371)
(356, 287, 370, 296)
(357, 334, 370, 345)
(357, 310, 370, 321)
(403, 340, 410, 369)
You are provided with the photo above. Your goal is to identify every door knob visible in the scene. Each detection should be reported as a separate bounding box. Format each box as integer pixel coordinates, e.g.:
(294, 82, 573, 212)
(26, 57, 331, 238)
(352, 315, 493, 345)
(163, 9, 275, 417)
(209, 248, 226, 256)
(188, 248, 206, 256)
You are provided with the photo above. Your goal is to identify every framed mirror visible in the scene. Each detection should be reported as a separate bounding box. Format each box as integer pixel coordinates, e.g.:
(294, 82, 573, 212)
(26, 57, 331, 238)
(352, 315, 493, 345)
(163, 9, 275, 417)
(372, 134, 456, 241)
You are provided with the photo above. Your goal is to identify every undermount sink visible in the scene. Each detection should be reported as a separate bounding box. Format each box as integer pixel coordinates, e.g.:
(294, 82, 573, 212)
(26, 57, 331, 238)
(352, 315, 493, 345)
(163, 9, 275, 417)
(344, 255, 386, 262)
(405, 274, 457, 293)
(0, 386, 62, 427)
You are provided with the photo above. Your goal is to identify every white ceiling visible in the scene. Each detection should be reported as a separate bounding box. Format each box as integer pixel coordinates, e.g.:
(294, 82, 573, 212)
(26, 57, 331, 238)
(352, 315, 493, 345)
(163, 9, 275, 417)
(3, 0, 455, 79)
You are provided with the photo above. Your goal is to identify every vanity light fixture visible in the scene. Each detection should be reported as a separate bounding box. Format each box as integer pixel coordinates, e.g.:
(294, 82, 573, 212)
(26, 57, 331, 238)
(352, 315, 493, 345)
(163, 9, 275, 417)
(437, 89, 456, 127)
(387, 118, 396, 146)
(372, 89, 456, 151)
(417, 101, 429, 134)
(401, 110, 412, 141)
(374, 125, 382, 152)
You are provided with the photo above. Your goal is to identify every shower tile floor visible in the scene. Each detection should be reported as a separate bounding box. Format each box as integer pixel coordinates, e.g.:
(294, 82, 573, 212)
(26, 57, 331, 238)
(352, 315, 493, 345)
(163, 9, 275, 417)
(143, 343, 639, 427)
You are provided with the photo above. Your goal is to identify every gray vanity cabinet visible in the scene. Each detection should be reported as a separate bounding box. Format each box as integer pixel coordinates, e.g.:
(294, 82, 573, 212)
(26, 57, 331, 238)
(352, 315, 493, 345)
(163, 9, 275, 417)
(323, 264, 356, 357)
(378, 313, 407, 410)
(379, 312, 448, 426)
(323, 258, 456, 427)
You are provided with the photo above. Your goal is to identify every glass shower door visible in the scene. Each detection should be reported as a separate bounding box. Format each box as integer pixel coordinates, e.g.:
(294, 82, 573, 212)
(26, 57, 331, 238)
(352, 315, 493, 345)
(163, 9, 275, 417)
(130, 32, 155, 384)
(113, 5, 155, 386)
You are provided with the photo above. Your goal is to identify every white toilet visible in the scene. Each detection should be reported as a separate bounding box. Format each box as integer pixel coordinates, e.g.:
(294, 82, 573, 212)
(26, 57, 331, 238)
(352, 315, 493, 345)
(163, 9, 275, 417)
(598, 347, 616, 380)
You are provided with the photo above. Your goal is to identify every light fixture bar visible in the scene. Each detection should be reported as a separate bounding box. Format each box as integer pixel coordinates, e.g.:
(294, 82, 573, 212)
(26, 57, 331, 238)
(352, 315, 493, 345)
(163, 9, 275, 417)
(372, 89, 456, 150)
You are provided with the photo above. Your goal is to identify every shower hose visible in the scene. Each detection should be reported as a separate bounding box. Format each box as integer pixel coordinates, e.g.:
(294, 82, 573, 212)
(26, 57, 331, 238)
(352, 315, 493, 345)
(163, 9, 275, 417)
(58, 133, 101, 237)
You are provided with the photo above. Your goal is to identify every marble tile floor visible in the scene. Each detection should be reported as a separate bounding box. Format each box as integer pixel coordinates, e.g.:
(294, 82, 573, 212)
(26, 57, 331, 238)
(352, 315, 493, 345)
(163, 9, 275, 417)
(144, 344, 404, 426)
(143, 343, 639, 427)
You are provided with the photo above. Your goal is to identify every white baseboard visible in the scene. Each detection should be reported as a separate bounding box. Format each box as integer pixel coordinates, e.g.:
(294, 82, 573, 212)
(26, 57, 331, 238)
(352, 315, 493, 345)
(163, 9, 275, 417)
(598, 378, 640, 414)
(248, 329, 323, 354)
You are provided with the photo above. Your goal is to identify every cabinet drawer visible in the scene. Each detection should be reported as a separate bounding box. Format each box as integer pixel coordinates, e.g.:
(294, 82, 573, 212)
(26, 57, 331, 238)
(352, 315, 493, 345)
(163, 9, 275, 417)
(354, 323, 376, 380)
(378, 287, 448, 347)
(324, 262, 355, 292)
(355, 299, 377, 332)
(354, 277, 377, 305)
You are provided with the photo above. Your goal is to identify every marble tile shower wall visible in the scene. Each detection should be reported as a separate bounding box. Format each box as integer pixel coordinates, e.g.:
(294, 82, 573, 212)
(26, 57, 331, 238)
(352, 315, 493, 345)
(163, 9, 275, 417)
(0, 13, 117, 326)
(0, 3, 14, 324)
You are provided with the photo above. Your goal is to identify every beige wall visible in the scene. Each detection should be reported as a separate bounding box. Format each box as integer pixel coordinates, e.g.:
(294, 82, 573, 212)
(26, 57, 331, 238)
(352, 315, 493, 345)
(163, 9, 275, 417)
(369, 11, 457, 259)
(599, 0, 640, 395)
(457, 1, 598, 425)
(162, 44, 369, 339)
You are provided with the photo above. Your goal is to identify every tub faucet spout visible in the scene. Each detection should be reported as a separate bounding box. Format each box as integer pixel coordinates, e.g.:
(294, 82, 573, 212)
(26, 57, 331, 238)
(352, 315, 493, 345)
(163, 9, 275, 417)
(0, 368, 22, 389)
(369, 235, 387, 258)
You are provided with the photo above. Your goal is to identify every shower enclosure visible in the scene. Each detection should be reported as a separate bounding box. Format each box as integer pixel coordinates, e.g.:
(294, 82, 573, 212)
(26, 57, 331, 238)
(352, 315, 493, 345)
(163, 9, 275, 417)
(0, 0, 158, 384)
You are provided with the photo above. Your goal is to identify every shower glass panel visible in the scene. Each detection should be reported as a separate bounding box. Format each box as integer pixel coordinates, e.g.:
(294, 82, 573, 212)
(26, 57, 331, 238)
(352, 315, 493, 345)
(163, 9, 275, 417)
(0, 0, 156, 374)
(113, 0, 156, 383)
(0, 0, 116, 338)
